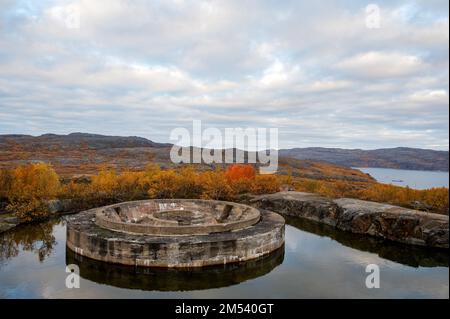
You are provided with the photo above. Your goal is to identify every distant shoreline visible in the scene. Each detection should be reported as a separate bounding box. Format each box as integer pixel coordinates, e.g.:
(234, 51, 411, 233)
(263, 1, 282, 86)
(355, 167, 449, 190)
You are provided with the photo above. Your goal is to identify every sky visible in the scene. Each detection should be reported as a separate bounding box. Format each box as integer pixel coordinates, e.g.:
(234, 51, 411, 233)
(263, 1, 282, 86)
(0, 0, 448, 150)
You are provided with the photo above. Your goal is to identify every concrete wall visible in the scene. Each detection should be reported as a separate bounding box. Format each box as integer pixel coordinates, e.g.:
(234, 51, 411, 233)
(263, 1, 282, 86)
(66, 208, 285, 268)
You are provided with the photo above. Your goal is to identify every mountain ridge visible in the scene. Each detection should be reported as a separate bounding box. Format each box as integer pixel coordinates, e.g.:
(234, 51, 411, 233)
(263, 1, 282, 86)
(280, 147, 449, 172)
(0, 133, 448, 171)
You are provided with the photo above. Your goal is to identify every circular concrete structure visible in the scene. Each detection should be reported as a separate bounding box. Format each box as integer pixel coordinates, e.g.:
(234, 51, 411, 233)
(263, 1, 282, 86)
(94, 199, 260, 235)
(66, 199, 285, 268)
(66, 246, 285, 291)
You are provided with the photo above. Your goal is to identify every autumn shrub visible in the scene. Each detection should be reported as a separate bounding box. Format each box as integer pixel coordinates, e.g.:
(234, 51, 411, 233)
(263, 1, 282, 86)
(0, 169, 13, 201)
(294, 178, 448, 215)
(251, 174, 281, 195)
(225, 164, 256, 194)
(116, 171, 147, 201)
(357, 183, 399, 203)
(78, 167, 150, 205)
(60, 180, 93, 210)
(421, 187, 449, 215)
(317, 180, 359, 198)
(146, 166, 204, 199)
(141, 163, 162, 185)
(357, 184, 449, 215)
(6, 163, 60, 222)
(147, 169, 181, 198)
(225, 164, 256, 181)
(5, 162, 448, 222)
(294, 178, 321, 193)
(200, 169, 233, 200)
(91, 168, 118, 192)
(89, 167, 119, 204)
(175, 167, 204, 198)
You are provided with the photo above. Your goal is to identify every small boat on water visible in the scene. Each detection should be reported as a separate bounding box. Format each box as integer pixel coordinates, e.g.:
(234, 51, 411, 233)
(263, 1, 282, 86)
(392, 179, 404, 183)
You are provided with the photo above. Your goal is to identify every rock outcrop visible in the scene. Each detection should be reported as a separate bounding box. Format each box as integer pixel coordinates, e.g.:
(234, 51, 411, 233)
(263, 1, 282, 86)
(0, 199, 77, 234)
(47, 199, 76, 214)
(251, 192, 449, 248)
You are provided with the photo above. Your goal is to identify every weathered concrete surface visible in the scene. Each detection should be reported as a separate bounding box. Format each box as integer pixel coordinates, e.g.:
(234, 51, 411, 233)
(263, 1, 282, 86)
(66, 200, 285, 268)
(66, 245, 284, 291)
(251, 192, 449, 248)
(95, 199, 260, 236)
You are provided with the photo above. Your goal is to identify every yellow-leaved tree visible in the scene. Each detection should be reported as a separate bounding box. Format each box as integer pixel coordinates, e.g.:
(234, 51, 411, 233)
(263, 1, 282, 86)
(7, 163, 60, 222)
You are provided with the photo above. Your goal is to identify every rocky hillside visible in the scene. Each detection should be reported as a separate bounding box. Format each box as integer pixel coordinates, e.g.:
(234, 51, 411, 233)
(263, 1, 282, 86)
(0, 133, 374, 183)
(0, 133, 173, 175)
(0, 132, 171, 150)
(280, 147, 449, 171)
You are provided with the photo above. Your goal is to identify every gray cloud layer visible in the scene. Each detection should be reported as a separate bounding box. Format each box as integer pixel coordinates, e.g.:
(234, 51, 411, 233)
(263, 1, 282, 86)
(0, 0, 448, 150)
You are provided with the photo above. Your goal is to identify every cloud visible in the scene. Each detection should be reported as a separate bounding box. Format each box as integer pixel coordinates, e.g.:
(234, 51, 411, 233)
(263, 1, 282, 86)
(336, 51, 426, 78)
(409, 89, 448, 104)
(0, 0, 448, 150)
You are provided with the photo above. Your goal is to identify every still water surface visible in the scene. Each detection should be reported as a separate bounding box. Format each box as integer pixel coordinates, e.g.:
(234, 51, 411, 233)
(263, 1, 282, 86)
(1, 216, 448, 299)
(355, 167, 449, 190)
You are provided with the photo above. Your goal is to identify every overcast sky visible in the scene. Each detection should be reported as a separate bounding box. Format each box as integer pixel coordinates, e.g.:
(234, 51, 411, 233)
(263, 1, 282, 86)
(0, 0, 448, 150)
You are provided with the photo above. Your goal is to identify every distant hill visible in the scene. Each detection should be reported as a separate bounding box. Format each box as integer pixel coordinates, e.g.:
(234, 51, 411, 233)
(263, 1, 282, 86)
(0, 132, 171, 150)
(279, 147, 449, 172)
(1, 132, 447, 174)
(0, 133, 374, 182)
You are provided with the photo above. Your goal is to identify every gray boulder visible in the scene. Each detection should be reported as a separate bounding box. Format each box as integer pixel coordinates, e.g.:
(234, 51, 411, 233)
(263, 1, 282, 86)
(47, 199, 75, 214)
(251, 192, 448, 248)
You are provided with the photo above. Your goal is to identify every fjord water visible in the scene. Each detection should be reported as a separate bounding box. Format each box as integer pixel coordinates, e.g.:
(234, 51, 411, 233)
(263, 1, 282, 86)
(355, 167, 449, 189)
(1, 217, 448, 298)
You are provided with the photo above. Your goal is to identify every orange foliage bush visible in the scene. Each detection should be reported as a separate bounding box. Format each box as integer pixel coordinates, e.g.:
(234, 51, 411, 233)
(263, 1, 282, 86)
(60, 180, 93, 210)
(251, 175, 281, 195)
(225, 164, 256, 181)
(356, 184, 448, 215)
(3, 163, 448, 222)
(64, 167, 150, 207)
(116, 171, 147, 201)
(148, 169, 183, 199)
(293, 178, 322, 194)
(90, 167, 119, 201)
(200, 169, 233, 200)
(0, 169, 13, 200)
(175, 167, 205, 198)
(421, 187, 449, 214)
(147, 166, 216, 199)
(225, 164, 256, 194)
(5, 163, 60, 222)
(294, 178, 449, 215)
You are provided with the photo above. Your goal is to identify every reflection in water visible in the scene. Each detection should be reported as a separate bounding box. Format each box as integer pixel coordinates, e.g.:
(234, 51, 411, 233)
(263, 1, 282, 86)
(0, 216, 448, 298)
(66, 246, 284, 291)
(0, 219, 59, 266)
(285, 216, 449, 268)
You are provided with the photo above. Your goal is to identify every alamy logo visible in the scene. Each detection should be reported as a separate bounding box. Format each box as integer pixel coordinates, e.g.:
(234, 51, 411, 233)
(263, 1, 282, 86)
(65, 264, 80, 289)
(169, 120, 279, 174)
(365, 264, 380, 288)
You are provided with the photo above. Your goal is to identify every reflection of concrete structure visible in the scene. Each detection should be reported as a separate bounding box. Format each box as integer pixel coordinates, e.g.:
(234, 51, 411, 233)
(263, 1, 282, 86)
(66, 199, 285, 268)
(66, 246, 284, 291)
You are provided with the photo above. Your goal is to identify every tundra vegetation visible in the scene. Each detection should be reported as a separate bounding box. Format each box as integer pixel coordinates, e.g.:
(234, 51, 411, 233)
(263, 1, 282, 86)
(0, 163, 448, 222)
